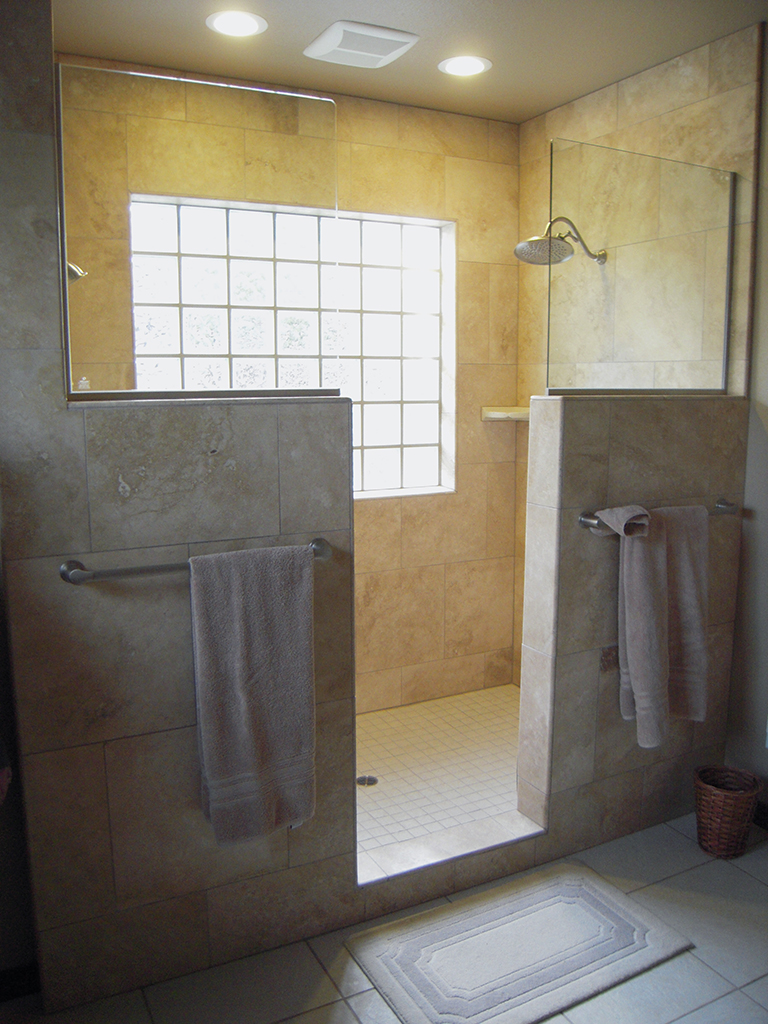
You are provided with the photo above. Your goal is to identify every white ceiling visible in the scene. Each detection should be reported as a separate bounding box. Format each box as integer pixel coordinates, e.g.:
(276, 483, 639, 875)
(52, 0, 768, 123)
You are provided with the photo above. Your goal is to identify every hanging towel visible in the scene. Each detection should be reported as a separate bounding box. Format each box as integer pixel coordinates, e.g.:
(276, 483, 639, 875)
(189, 545, 316, 844)
(591, 505, 651, 538)
(595, 505, 708, 748)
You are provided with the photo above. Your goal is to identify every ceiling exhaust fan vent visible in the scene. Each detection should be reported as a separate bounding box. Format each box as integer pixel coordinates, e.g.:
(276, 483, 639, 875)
(303, 21, 419, 69)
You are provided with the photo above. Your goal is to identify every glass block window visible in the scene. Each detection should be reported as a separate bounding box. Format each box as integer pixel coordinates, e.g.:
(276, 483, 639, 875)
(129, 197, 456, 496)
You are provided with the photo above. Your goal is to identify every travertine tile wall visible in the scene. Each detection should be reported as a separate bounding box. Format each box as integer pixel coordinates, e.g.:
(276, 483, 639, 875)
(517, 394, 749, 848)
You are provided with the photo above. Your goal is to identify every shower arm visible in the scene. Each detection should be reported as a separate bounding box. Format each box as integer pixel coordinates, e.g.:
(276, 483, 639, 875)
(547, 217, 607, 264)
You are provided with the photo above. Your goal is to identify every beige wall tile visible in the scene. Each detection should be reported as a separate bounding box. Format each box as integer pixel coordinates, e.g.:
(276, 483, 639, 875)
(185, 82, 299, 133)
(709, 25, 761, 95)
(355, 668, 402, 712)
(579, 146, 660, 248)
(245, 130, 335, 208)
(519, 114, 548, 165)
(548, 253, 615, 371)
(457, 261, 490, 364)
(516, 779, 547, 828)
(517, 644, 554, 795)
(550, 649, 600, 792)
(445, 158, 518, 263)
(486, 462, 516, 559)
(355, 564, 444, 672)
(6, 547, 195, 754)
(444, 556, 515, 658)
(298, 96, 336, 139)
(401, 464, 488, 566)
(594, 648, 659, 779)
(518, 156, 549, 242)
(61, 108, 128, 240)
(617, 47, 709, 129)
(343, 143, 445, 218)
(353, 497, 402, 574)
(208, 854, 364, 964)
(594, 117, 662, 157)
(453, 837, 536, 891)
(23, 745, 113, 930)
(702, 226, 730, 362)
(38, 894, 209, 1011)
(527, 397, 563, 508)
(659, 162, 732, 236)
(516, 264, 548, 366)
(659, 84, 759, 180)
(708, 509, 742, 627)
(489, 263, 518, 364)
(706, 397, 749, 494)
(106, 727, 287, 905)
(546, 84, 618, 143)
(60, 66, 187, 120)
(488, 120, 519, 164)
(402, 654, 485, 702)
(729, 223, 754, 365)
(398, 107, 489, 159)
(556, 508, 619, 655)
(363, 861, 454, 919)
(334, 95, 399, 147)
(0, 0, 54, 133)
(457, 364, 518, 464)
(306, 529, 354, 704)
(517, 363, 548, 404)
(641, 749, 719, 827)
(561, 398, 610, 511)
(521, 503, 559, 657)
(127, 116, 246, 198)
(485, 648, 515, 688)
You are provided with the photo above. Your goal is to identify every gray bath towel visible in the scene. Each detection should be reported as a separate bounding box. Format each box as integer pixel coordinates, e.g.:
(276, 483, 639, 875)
(189, 545, 316, 843)
(596, 505, 708, 748)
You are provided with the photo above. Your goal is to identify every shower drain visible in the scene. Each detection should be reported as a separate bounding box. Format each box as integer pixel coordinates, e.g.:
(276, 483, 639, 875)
(356, 775, 378, 786)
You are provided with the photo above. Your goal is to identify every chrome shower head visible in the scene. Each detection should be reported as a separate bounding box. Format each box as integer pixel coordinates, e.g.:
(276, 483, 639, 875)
(514, 217, 607, 266)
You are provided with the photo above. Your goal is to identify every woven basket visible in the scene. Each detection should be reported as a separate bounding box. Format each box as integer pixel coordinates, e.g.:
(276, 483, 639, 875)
(694, 765, 763, 859)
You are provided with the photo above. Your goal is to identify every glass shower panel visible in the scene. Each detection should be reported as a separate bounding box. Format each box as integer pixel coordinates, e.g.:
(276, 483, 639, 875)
(547, 138, 734, 393)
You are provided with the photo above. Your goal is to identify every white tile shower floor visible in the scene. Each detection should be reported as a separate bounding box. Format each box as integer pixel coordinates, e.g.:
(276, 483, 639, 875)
(355, 685, 541, 882)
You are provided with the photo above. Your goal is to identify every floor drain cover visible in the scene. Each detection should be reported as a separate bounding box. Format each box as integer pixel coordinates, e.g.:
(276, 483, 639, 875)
(357, 775, 378, 786)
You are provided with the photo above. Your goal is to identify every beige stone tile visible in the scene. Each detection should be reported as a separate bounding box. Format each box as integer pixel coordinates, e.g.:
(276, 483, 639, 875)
(516, 363, 547, 405)
(299, 96, 336, 139)
(729, 222, 754, 365)
(702, 226, 731, 363)
(613, 236, 706, 364)
(343, 143, 444, 219)
(709, 25, 761, 96)
(527, 397, 563, 508)
(453, 837, 536, 891)
(516, 264, 548, 365)
(548, 254, 616, 372)
(708, 506, 742, 626)
(127, 116, 246, 198)
(355, 668, 402, 712)
(185, 81, 299, 133)
(0, 351, 91, 558)
(694, 623, 734, 749)
(23, 745, 113, 931)
(289, 699, 356, 866)
(362, 861, 454, 918)
(707, 397, 749, 494)
(484, 648, 515, 688)
(106, 727, 287, 905)
(207, 854, 364, 963)
(84, 402, 280, 550)
(518, 156, 550, 242)
(618, 47, 709, 129)
(486, 462, 516, 559)
(521, 503, 559, 657)
(37, 894, 209, 1011)
(400, 464, 487, 566)
(61, 108, 128, 240)
(352, 496, 401, 574)
(60, 66, 187, 119)
(6, 547, 196, 753)
(556, 508, 619, 655)
(489, 263, 518, 364)
(561, 399, 610, 511)
(513, 560, 525, 688)
(457, 261, 489, 364)
(579, 146, 660, 248)
(278, 401, 352, 535)
(546, 84, 618, 143)
(594, 117, 662, 157)
(535, 770, 644, 863)
(245, 130, 336, 208)
(488, 120, 519, 164)
(0, 1, 54, 133)
(444, 557, 514, 658)
(652, 361, 723, 391)
(641, 748, 719, 827)
(334, 95, 399, 147)
(398, 107, 488, 159)
(355, 565, 444, 672)
(402, 654, 485, 702)
(517, 644, 555, 795)
(516, 779, 547, 828)
(659, 161, 732, 237)
(659, 83, 758, 181)
(457, 364, 517, 464)
(519, 114, 548, 165)
(66, 238, 133, 366)
(445, 158, 518, 263)
(550, 649, 600, 793)
(594, 648, 660, 779)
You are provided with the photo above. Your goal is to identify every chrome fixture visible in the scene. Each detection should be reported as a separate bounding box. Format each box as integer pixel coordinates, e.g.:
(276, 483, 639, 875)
(66, 261, 88, 281)
(514, 217, 607, 266)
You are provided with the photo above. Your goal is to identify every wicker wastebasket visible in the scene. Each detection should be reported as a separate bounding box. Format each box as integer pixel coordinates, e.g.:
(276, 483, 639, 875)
(694, 765, 763, 859)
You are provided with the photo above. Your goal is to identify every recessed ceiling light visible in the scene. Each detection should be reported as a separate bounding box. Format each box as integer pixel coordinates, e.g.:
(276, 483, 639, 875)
(206, 11, 268, 37)
(438, 56, 492, 77)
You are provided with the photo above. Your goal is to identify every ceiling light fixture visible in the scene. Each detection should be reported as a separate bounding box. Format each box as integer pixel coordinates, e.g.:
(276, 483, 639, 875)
(304, 21, 419, 68)
(438, 56, 492, 77)
(205, 11, 268, 37)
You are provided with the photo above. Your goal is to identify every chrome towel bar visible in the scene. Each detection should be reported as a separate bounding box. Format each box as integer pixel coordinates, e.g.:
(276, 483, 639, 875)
(578, 498, 739, 531)
(59, 537, 333, 585)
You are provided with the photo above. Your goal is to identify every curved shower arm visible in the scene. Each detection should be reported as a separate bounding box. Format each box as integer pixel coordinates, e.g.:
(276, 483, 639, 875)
(546, 217, 607, 264)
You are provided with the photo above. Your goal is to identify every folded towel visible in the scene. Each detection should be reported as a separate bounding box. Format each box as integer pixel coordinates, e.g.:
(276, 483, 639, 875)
(591, 505, 651, 537)
(189, 545, 316, 843)
(597, 505, 708, 748)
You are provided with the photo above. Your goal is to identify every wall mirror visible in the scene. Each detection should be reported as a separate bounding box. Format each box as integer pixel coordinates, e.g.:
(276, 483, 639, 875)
(57, 63, 340, 399)
(545, 138, 735, 393)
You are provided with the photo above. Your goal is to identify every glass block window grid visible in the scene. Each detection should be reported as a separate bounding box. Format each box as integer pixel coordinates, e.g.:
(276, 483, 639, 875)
(129, 197, 456, 496)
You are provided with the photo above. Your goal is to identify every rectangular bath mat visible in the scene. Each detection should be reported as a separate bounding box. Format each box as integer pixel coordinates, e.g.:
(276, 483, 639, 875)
(346, 863, 691, 1024)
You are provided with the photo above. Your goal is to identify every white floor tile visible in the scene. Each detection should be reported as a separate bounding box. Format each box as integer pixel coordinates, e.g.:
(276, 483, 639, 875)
(575, 823, 712, 891)
(744, 975, 768, 1011)
(0, 992, 151, 1024)
(736, 840, 768, 886)
(307, 934, 374, 999)
(631, 860, 768, 987)
(562, 952, 733, 1024)
(673, 990, 768, 1023)
(345, 989, 401, 1024)
(282, 1003, 360, 1024)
